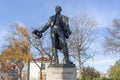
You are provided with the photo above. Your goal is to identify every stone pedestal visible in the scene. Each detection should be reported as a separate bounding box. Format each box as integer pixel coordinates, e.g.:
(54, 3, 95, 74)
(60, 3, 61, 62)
(47, 64, 77, 80)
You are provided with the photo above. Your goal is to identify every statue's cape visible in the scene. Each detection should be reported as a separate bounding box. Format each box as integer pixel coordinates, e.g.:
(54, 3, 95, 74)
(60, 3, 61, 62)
(61, 15, 69, 25)
(61, 15, 71, 39)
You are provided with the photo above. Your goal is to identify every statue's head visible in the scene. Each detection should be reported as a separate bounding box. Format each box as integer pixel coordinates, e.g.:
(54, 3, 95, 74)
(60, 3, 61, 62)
(55, 6, 62, 13)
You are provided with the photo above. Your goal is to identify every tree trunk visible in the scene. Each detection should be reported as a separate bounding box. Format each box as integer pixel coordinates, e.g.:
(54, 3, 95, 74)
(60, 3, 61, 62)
(40, 56, 43, 80)
(78, 55, 82, 79)
(27, 61, 30, 80)
(19, 69, 22, 80)
(78, 47, 82, 79)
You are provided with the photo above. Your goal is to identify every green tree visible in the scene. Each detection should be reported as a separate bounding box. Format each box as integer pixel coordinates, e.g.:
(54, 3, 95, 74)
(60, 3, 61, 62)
(81, 66, 100, 80)
(109, 60, 120, 79)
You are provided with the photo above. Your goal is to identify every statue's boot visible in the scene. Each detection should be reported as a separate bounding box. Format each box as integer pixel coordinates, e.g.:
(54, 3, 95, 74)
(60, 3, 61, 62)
(63, 49, 73, 64)
(52, 47, 59, 64)
(52, 57, 59, 64)
(65, 58, 73, 64)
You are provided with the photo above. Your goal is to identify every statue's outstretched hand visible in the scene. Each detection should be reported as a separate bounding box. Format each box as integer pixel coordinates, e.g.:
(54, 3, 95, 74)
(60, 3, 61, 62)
(32, 29, 42, 39)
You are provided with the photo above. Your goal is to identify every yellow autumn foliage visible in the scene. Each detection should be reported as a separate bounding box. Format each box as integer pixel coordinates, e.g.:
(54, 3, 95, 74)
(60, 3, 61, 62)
(15, 23, 30, 39)
(23, 53, 32, 63)
(0, 23, 33, 73)
(1, 45, 32, 65)
(1, 23, 32, 64)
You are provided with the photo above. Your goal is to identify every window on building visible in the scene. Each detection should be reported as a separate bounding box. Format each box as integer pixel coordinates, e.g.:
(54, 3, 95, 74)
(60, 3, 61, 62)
(41, 64, 45, 70)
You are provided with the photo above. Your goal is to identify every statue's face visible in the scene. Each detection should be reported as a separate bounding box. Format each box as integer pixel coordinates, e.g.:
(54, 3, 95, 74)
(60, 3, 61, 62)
(55, 6, 62, 13)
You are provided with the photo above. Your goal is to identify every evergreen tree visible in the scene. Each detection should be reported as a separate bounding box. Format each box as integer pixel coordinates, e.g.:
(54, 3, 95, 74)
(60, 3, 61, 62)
(109, 60, 120, 79)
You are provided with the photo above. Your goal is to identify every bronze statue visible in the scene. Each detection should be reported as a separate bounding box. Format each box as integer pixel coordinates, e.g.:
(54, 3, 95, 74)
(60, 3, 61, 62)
(32, 6, 73, 64)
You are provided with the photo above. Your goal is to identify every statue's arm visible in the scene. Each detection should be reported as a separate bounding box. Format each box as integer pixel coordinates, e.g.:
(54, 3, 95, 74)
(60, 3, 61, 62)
(65, 24, 72, 37)
(40, 18, 51, 33)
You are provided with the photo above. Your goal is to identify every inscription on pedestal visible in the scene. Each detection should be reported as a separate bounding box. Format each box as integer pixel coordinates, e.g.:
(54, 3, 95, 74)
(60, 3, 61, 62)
(47, 64, 76, 80)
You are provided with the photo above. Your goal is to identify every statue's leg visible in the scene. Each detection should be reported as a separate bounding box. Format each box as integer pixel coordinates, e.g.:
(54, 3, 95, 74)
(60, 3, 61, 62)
(52, 47, 58, 64)
(51, 30, 59, 64)
(58, 32, 72, 64)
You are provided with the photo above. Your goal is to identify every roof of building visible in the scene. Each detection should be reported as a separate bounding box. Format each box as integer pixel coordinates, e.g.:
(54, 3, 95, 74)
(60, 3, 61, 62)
(34, 57, 51, 62)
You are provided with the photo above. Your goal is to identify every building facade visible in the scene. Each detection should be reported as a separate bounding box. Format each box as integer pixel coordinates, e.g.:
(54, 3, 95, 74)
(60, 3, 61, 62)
(29, 57, 50, 80)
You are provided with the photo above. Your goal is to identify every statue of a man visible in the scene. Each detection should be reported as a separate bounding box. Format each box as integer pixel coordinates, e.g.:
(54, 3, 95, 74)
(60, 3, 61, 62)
(32, 6, 73, 64)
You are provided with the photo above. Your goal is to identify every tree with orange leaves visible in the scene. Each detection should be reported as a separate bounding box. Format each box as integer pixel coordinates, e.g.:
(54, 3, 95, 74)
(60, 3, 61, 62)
(0, 23, 32, 80)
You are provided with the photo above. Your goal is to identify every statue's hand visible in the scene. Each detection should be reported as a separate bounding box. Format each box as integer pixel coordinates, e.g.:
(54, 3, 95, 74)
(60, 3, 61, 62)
(65, 31, 72, 39)
(32, 29, 42, 39)
(67, 31, 72, 35)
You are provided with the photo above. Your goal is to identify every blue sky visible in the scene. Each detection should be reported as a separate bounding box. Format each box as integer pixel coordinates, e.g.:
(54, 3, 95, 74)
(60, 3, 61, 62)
(0, 0, 120, 73)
